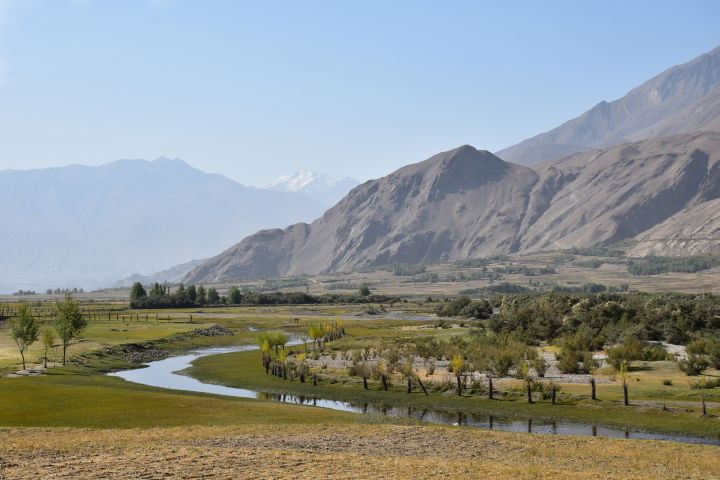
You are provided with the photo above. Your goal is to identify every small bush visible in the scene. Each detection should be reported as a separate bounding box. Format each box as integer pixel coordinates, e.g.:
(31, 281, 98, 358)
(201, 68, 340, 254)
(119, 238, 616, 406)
(662, 379, 673, 386)
(679, 353, 710, 376)
(689, 377, 720, 390)
(532, 357, 548, 377)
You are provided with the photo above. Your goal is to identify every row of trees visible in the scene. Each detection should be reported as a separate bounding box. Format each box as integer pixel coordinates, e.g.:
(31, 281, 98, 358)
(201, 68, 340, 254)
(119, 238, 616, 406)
(628, 253, 720, 275)
(257, 322, 346, 383)
(129, 282, 391, 308)
(9, 295, 87, 369)
(130, 282, 222, 308)
(344, 335, 634, 404)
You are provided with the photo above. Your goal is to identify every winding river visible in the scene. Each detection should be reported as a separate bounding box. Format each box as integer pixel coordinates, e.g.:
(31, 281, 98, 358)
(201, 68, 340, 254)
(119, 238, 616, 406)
(109, 345, 720, 446)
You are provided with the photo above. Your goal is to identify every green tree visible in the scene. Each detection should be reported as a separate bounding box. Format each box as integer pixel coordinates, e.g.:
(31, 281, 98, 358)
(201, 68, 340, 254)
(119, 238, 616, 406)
(149, 282, 167, 298)
(196, 286, 207, 305)
(129, 282, 147, 303)
(307, 323, 325, 350)
(187, 285, 197, 303)
(450, 354, 466, 396)
(10, 304, 39, 370)
(358, 285, 371, 297)
(606, 337, 643, 371)
(41, 326, 56, 368)
(174, 283, 188, 303)
(227, 286, 242, 305)
(54, 294, 87, 365)
(207, 287, 220, 305)
(707, 339, 720, 369)
(268, 331, 289, 357)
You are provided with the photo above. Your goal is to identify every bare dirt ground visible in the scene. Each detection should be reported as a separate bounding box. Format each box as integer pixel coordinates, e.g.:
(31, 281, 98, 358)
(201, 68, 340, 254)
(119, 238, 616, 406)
(0, 424, 716, 479)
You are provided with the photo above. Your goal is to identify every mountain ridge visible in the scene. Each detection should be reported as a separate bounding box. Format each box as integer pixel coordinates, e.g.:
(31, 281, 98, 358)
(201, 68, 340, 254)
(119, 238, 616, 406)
(184, 131, 720, 283)
(496, 45, 720, 164)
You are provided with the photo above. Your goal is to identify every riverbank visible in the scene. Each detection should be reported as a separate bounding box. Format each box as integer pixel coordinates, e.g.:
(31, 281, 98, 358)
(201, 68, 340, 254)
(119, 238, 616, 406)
(184, 349, 720, 440)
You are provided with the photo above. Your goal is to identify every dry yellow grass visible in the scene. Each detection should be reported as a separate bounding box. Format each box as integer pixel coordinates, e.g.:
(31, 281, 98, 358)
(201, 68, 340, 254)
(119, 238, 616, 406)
(0, 424, 716, 479)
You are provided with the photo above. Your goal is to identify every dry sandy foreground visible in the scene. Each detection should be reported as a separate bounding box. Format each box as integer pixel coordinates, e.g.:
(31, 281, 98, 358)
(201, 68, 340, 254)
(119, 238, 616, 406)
(0, 424, 716, 479)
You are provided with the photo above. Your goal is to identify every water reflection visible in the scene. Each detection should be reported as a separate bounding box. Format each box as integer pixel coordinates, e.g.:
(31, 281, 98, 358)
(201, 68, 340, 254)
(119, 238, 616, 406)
(109, 346, 719, 446)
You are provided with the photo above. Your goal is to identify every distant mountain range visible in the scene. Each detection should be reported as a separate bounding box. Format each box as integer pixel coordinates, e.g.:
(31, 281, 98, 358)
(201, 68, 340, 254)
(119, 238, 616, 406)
(496, 45, 720, 165)
(268, 171, 359, 206)
(186, 45, 720, 283)
(0, 158, 326, 292)
(113, 258, 207, 288)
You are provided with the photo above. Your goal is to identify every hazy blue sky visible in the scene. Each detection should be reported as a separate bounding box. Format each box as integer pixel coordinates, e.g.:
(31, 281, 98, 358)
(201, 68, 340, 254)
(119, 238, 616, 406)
(0, 0, 717, 185)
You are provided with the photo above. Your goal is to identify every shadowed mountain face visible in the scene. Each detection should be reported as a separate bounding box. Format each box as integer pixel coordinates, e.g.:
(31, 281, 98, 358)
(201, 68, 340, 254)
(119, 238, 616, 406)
(0, 159, 325, 292)
(497, 46, 720, 165)
(185, 132, 720, 283)
(628, 198, 720, 257)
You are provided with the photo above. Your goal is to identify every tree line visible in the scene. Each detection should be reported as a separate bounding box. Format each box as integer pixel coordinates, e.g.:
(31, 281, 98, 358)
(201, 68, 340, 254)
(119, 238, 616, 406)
(129, 282, 394, 308)
(628, 253, 720, 275)
(435, 291, 720, 347)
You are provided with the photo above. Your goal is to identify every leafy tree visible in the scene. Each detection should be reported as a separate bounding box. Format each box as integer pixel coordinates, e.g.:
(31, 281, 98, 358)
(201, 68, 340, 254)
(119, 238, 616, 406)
(227, 286, 242, 305)
(174, 283, 188, 303)
(679, 353, 710, 376)
(450, 354, 466, 396)
(54, 294, 87, 365)
(10, 304, 39, 369)
(307, 323, 325, 350)
(606, 337, 643, 371)
(619, 361, 630, 405)
(268, 331, 289, 356)
(707, 339, 720, 369)
(358, 285, 371, 297)
(149, 282, 167, 297)
(207, 287, 220, 305)
(196, 286, 207, 305)
(129, 282, 147, 303)
(187, 285, 197, 303)
(41, 326, 55, 368)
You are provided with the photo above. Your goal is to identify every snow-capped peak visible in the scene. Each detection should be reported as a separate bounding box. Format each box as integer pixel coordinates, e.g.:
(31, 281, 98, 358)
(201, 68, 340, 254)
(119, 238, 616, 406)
(268, 171, 360, 206)
(268, 171, 334, 192)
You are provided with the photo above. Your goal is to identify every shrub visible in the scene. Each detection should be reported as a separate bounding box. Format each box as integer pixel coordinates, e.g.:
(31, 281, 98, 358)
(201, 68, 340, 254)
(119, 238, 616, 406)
(557, 350, 582, 374)
(606, 337, 643, 371)
(642, 343, 671, 361)
(708, 339, 720, 369)
(689, 377, 720, 389)
(532, 357, 548, 377)
(679, 353, 710, 376)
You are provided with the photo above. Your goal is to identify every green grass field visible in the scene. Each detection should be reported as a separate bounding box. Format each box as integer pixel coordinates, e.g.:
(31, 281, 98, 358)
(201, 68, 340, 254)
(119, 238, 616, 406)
(0, 371, 354, 428)
(0, 302, 717, 441)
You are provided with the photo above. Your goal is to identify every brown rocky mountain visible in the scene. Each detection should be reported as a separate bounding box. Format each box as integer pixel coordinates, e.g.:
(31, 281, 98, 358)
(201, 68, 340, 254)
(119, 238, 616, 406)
(628, 198, 720, 257)
(185, 131, 720, 283)
(496, 45, 720, 165)
(518, 131, 720, 251)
